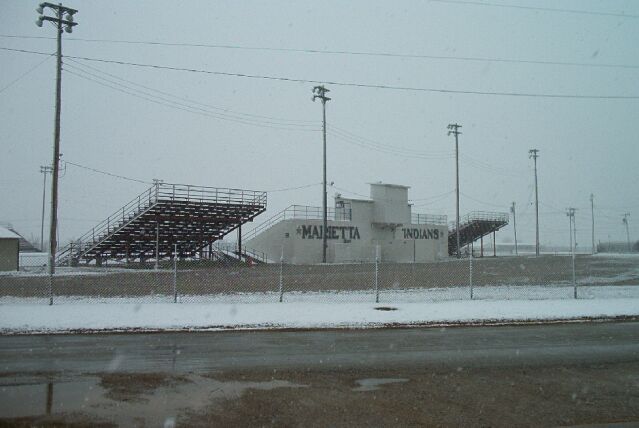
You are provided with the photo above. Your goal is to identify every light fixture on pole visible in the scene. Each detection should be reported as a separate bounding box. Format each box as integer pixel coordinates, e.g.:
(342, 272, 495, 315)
(312, 85, 331, 263)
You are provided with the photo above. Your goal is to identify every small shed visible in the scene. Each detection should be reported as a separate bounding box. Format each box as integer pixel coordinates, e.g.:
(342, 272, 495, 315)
(0, 226, 20, 271)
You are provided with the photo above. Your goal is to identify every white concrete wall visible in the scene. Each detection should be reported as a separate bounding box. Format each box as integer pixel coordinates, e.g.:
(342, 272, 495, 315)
(246, 219, 447, 264)
(370, 183, 410, 224)
(247, 183, 448, 264)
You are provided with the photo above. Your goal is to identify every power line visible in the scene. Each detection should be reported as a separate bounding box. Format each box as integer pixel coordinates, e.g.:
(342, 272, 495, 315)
(64, 57, 317, 126)
(411, 190, 455, 208)
(62, 61, 318, 129)
(429, 0, 639, 19)
(327, 127, 453, 159)
(459, 191, 508, 208)
(2, 34, 638, 70)
(63, 65, 321, 132)
(63, 160, 151, 184)
(0, 52, 54, 95)
(327, 130, 454, 161)
(330, 185, 370, 199)
(329, 124, 453, 156)
(266, 182, 322, 192)
(411, 189, 456, 202)
(65, 61, 462, 159)
(3, 46, 638, 100)
(459, 153, 525, 178)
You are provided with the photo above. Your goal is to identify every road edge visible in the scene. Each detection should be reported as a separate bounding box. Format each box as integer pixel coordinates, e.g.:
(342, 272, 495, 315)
(2, 315, 638, 336)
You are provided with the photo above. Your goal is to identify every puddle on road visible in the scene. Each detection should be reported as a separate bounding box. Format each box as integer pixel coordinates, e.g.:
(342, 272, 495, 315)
(353, 378, 408, 392)
(0, 373, 305, 426)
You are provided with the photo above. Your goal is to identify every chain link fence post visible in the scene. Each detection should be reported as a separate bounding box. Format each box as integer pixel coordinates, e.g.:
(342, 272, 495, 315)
(278, 245, 284, 302)
(48, 272, 53, 306)
(469, 246, 474, 300)
(374, 245, 380, 303)
(572, 246, 577, 299)
(173, 243, 178, 303)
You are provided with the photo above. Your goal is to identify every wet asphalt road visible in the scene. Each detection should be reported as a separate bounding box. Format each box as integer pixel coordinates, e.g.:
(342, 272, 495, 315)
(1, 321, 638, 374)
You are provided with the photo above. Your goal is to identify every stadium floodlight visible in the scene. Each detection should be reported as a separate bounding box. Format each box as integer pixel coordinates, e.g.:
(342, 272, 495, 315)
(66, 13, 74, 22)
(36, 17, 44, 27)
(36, 4, 44, 14)
(64, 25, 72, 33)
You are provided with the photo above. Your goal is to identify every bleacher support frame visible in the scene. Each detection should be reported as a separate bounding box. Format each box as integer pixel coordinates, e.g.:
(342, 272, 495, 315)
(57, 183, 267, 265)
(448, 211, 509, 256)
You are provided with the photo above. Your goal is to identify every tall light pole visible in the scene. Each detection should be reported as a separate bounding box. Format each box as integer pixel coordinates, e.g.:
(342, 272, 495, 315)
(448, 123, 462, 258)
(313, 85, 330, 263)
(36, 2, 78, 276)
(510, 202, 518, 256)
(39, 165, 53, 251)
(623, 213, 631, 252)
(590, 193, 595, 254)
(529, 149, 540, 256)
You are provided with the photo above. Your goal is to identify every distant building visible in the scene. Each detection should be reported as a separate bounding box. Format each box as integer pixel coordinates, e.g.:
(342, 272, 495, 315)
(0, 226, 20, 271)
(0, 223, 41, 252)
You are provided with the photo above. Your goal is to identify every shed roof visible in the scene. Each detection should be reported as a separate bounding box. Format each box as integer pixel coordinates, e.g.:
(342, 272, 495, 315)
(0, 226, 20, 239)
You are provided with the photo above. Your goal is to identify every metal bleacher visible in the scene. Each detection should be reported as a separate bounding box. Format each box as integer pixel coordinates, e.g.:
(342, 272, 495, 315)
(448, 211, 509, 256)
(57, 182, 267, 265)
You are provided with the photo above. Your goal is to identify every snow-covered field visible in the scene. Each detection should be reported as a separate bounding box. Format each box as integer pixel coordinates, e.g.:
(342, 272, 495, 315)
(1, 284, 638, 334)
(2, 284, 638, 305)
(1, 297, 638, 334)
(2, 253, 636, 333)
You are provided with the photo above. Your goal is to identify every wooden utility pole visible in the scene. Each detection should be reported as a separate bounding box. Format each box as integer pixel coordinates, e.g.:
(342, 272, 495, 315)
(36, 2, 78, 280)
(529, 149, 540, 256)
(590, 193, 595, 254)
(39, 165, 52, 251)
(623, 213, 631, 252)
(448, 123, 462, 258)
(511, 201, 518, 255)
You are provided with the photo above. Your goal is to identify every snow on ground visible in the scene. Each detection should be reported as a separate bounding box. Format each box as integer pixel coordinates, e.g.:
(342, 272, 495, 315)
(0, 265, 169, 277)
(1, 287, 639, 334)
(592, 252, 639, 259)
(2, 284, 638, 306)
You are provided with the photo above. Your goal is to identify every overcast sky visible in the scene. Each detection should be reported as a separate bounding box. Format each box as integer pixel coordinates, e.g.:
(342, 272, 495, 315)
(1, 0, 638, 249)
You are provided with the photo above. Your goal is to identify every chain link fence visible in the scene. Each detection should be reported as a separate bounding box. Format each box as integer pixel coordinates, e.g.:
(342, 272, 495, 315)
(1, 251, 638, 305)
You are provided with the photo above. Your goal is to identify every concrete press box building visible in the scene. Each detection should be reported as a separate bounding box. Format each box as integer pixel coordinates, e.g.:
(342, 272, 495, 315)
(0, 226, 20, 271)
(246, 183, 448, 264)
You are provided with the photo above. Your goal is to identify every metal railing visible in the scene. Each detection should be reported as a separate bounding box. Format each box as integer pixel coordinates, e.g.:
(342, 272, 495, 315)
(158, 183, 267, 207)
(56, 185, 158, 263)
(212, 241, 270, 263)
(412, 213, 448, 225)
(243, 205, 349, 242)
(449, 211, 509, 231)
(56, 183, 268, 264)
